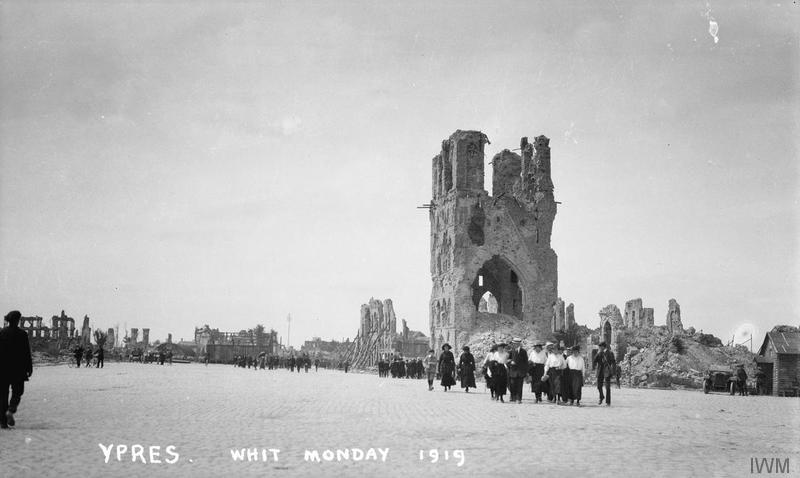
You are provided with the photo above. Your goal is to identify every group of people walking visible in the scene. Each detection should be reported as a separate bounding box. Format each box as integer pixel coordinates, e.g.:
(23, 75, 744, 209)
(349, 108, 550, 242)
(426, 338, 619, 406)
(71, 344, 104, 368)
(424, 343, 478, 392)
(231, 353, 350, 373)
(378, 356, 425, 379)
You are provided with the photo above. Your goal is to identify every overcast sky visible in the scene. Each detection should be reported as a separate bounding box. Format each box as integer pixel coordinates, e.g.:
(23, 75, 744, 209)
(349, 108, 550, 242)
(1, 2, 797, 347)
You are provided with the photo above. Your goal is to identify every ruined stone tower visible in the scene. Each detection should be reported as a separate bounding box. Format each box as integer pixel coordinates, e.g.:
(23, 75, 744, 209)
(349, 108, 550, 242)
(429, 130, 558, 350)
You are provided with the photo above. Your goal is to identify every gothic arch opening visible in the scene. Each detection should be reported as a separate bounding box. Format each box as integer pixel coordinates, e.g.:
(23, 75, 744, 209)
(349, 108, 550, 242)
(471, 255, 523, 319)
(603, 321, 612, 346)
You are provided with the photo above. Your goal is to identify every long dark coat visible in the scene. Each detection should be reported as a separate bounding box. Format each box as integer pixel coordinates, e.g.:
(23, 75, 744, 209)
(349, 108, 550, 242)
(438, 350, 456, 387)
(458, 352, 476, 388)
(489, 361, 508, 396)
(0, 325, 33, 382)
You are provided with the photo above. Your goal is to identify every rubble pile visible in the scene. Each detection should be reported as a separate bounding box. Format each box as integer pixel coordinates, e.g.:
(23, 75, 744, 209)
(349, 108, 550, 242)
(456, 312, 592, 364)
(620, 327, 756, 389)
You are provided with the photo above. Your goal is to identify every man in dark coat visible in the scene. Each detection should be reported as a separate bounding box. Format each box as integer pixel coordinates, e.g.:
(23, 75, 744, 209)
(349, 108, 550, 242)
(1, 311, 33, 429)
(74, 345, 84, 368)
(735, 364, 748, 396)
(593, 342, 616, 406)
(507, 338, 528, 403)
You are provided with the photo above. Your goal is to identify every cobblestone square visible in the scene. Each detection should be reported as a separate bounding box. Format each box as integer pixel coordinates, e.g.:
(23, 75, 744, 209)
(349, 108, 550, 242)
(1, 363, 798, 477)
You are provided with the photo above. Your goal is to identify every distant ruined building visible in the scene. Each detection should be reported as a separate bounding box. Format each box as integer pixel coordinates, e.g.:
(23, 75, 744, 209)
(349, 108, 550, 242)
(18, 310, 76, 341)
(597, 298, 686, 360)
(623, 298, 654, 328)
(429, 130, 558, 351)
(666, 298, 684, 335)
(194, 325, 279, 362)
(598, 304, 626, 360)
(343, 298, 428, 368)
(551, 298, 576, 333)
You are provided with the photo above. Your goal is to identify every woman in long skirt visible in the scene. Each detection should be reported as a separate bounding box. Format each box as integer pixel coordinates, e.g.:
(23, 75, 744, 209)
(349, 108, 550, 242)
(544, 345, 565, 403)
(459, 346, 477, 392)
(566, 345, 585, 406)
(482, 344, 498, 398)
(490, 343, 509, 402)
(438, 343, 457, 391)
(529, 342, 548, 403)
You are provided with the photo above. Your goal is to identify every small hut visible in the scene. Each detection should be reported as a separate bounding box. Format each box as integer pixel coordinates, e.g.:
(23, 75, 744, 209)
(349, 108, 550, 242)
(756, 331, 800, 397)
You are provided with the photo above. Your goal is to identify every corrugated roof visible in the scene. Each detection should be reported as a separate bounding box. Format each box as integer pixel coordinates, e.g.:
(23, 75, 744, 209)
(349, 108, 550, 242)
(766, 331, 800, 354)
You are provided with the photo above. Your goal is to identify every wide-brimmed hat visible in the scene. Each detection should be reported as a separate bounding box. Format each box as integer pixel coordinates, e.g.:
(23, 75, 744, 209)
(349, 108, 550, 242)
(545, 341, 555, 347)
(571, 345, 580, 352)
(598, 341, 607, 347)
(511, 337, 522, 343)
(497, 342, 508, 348)
(441, 343, 451, 350)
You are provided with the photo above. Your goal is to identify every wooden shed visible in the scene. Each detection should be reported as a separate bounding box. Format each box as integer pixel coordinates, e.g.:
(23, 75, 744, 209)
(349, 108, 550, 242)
(756, 331, 800, 397)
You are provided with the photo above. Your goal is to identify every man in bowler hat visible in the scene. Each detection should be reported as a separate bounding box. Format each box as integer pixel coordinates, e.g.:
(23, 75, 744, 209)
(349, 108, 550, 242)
(0, 310, 33, 429)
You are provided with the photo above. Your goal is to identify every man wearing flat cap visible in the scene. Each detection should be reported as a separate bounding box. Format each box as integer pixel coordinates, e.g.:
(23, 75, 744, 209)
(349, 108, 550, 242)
(507, 337, 528, 403)
(593, 341, 616, 406)
(1, 310, 33, 429)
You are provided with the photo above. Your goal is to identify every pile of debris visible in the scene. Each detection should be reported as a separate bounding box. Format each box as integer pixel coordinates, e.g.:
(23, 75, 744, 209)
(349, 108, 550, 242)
(620, 327, 755, 389)
(457, 312, 592, 365)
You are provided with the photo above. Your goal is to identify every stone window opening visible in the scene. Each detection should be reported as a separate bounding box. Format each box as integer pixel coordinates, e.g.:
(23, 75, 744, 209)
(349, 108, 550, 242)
(470, 255, 523, 319)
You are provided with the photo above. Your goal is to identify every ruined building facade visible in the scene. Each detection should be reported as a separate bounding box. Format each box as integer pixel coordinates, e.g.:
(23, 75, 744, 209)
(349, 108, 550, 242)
(429, 130, 558, 351)
(551, 298, 576, 332)
(666, 298, 683, 335)
(343, 298, 429, 368)
(345, 298, 398, 368)
(623, 298, 654, 328)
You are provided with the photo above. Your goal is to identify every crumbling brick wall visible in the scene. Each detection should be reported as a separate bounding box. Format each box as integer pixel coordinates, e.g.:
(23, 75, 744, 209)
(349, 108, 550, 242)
(429, 130, 558, 351)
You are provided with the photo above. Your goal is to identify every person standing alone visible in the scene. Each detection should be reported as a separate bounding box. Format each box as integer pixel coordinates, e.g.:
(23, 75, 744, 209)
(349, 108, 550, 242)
(593, 342, 615, 406)
(0, 311, 33, 429)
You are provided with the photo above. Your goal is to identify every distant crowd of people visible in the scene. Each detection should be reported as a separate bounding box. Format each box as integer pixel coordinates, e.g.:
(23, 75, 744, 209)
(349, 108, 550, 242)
(377, 356, 426, 379)
(425, 338, 621, 406)
(229, 352, 351, 373)
(70, 344, 106, 368)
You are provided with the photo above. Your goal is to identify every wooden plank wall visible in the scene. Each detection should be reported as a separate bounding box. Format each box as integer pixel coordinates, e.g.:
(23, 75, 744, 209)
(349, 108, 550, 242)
(775, 354, 799, 396)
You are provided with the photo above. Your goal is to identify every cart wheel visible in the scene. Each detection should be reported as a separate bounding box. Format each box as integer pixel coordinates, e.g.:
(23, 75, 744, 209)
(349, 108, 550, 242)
(703, 381, 710, 394)
(729, 382, 736, 395)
